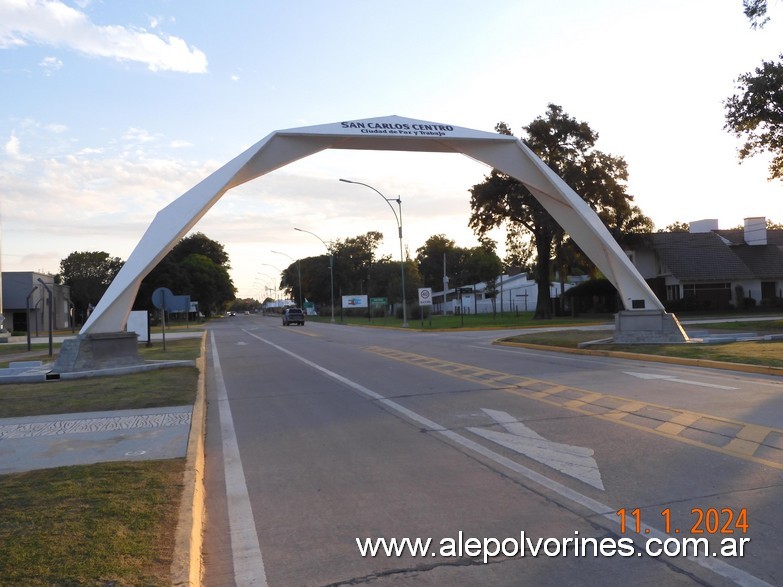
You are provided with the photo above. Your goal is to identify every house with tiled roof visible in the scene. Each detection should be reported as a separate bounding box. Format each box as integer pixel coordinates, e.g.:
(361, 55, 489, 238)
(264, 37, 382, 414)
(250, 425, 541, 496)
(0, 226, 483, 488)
(628, 217, 783, 311)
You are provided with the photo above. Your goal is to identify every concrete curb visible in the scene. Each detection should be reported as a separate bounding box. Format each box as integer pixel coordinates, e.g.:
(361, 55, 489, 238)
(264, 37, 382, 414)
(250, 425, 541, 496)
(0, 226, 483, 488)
(171, 332, 207, 586)
(494, 340, 783, 377)
(58, 359, 196, 380)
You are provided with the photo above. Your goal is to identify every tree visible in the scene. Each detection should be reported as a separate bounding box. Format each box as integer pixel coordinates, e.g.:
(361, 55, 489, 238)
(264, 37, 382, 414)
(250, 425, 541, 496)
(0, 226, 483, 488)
(415, 234, 462, 290)
(469, 104, 650, 318)
(58, 251, 124, 324)
(166, 232, 230, 266)
(460, 245, 503, 288)
(331, 231, 385, 297)
(135, 233, 235, 316)
(502, 227, 535, 271)
(180, 254, 234, 316)
(659, 221, 690, 233)
(289, 254, 333, 311)
(724, 55, 783, 182)
(281, 231, 407, 315)
(725, 1, 782, 181)
(415, 235, 503, 293)
(743, 0, 769, 28)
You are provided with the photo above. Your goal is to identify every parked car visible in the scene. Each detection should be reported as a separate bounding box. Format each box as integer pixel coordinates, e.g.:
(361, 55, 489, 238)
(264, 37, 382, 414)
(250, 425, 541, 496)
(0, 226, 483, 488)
(282, 307, 305, 326)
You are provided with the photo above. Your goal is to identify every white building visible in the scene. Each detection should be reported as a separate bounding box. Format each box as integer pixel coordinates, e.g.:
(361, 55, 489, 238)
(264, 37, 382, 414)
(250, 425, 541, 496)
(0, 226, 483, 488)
(431, 272, 586, 315)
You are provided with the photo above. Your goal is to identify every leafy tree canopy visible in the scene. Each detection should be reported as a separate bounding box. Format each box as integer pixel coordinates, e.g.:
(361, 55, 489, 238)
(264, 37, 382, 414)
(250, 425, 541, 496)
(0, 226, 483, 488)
(415, 234, 502, 290)
(724, 54, 783, 182)
(725, 1, 782, 181)
(280, 231, 420, 308)
(135, 233, 235, 316)
(58, 251, 123, 323)
(166, 232, 230, 267)
(469, 104, 651, 318)
(659, 221, 690, 233)
(743, 0, 769, 28)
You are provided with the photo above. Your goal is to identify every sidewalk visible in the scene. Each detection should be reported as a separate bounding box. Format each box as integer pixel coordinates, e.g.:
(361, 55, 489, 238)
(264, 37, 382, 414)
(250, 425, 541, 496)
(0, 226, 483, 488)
(0, 330, 207, 584)
(0, 405, 193, 475)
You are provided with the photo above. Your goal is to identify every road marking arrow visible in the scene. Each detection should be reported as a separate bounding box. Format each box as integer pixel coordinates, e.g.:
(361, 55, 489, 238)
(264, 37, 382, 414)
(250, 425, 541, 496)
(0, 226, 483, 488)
(236, 341, 248, 346)
(623, 372, 737, 390)
(468, 408, 604, 490)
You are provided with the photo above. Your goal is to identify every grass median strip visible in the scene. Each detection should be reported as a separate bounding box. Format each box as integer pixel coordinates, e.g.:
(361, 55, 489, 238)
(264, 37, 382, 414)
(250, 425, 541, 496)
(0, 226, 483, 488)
(0, 460, 184, 586)
(0, 366, 198, 419)
(499, 325, 783, 369)
(0, 336, 203, 585)
(0, 338, 202, 418)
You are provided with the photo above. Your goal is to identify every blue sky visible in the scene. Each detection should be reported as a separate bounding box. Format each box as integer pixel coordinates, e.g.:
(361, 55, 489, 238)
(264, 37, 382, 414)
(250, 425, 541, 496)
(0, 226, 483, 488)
(1, 0, 781, 299)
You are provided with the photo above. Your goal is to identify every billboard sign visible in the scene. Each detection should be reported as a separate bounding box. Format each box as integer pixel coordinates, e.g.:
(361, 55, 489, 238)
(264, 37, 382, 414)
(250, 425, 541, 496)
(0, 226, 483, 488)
(342, 295, 368, 308)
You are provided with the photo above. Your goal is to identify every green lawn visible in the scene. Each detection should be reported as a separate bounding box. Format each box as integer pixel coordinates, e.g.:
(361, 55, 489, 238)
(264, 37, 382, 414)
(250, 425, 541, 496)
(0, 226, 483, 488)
(0, 461, 184, 586)
(0, 336, 203, 585)
(500, 321, 783, 368)
(0, 366, 198, 418)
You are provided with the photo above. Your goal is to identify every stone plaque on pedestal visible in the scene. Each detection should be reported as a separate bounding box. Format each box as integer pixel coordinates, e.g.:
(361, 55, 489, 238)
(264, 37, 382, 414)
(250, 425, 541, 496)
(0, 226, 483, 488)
(52, 332, 142, 374)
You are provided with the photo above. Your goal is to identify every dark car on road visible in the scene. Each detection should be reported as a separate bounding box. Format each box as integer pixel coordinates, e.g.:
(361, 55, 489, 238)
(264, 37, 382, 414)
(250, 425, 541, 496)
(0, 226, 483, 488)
(282, 307, 305, 326)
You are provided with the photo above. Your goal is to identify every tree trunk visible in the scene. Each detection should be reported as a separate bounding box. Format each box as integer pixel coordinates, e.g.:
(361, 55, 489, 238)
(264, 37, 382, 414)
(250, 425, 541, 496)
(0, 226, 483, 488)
(534, 236, 552, 319)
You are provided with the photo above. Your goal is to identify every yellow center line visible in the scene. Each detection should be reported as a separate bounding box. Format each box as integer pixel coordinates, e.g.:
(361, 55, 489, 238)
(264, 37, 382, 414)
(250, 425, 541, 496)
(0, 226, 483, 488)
(363, 346, 783, 470)
(281, 328, 321, 337)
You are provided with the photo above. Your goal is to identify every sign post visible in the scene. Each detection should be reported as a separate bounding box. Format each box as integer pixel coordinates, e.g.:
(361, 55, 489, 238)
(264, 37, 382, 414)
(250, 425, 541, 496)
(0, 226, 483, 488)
(418, 287, 432, 328)
(151, 287, 173, 351)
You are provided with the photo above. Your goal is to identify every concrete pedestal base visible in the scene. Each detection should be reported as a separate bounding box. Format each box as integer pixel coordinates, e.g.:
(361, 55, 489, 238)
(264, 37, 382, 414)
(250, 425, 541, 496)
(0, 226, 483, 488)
(52, 332, 143, 374)
(613, 310, 689, 343)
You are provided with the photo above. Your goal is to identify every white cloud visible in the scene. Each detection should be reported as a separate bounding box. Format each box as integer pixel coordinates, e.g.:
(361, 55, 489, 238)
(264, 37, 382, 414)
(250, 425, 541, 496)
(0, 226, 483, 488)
(0, 0, 207, 73)
(39, 55, 62, 74)
(122, 127, 160, 144)
(44, 122, 67, 133)
(4, 134, 32, 161)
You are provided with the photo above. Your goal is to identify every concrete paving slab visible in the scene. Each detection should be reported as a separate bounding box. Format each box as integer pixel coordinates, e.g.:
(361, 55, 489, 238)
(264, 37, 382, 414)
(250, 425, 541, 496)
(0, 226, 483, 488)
(0, 405, 192, 474)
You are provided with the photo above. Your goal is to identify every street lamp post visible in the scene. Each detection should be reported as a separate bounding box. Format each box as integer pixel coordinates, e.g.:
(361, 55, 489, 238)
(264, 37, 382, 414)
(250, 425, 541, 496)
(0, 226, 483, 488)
(255, 272, 276, 312)
(261, 263, 284, 305)
(340, 178, 408, 327)
(272, 250, 302, 308)
(294, 227, 335, 323)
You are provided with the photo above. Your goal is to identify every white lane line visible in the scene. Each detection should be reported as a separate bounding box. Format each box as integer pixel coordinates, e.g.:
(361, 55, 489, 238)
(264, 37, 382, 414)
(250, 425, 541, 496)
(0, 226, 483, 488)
(245, 330, 773, 587)
(241, 329, 771, 587)
(624, 371, 738, 390)
(211, 332, 267, 586)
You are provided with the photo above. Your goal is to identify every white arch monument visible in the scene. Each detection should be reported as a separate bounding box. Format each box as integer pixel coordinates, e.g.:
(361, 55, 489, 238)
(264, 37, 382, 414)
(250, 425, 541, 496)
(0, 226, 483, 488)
(56, 115, 686, 371)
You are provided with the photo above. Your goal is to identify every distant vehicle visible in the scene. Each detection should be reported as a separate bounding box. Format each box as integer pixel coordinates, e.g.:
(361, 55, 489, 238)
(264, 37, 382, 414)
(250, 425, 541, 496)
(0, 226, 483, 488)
(282, 307, 305, 326)
(227, 311, 236, 316)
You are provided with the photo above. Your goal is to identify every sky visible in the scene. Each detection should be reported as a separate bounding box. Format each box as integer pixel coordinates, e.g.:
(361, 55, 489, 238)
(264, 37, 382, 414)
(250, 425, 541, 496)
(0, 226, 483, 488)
(1, 0, 782, 300)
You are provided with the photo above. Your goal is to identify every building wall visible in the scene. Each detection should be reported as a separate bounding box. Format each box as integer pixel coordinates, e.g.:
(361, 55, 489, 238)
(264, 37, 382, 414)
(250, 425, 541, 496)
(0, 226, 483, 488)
(1, 272, 71, 333)
(630, 247, 659, 279)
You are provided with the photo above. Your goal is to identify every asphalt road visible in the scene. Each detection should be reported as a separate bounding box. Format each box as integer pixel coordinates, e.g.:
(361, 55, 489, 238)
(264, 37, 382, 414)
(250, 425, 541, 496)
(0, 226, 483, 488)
(201, 314, 783, 586)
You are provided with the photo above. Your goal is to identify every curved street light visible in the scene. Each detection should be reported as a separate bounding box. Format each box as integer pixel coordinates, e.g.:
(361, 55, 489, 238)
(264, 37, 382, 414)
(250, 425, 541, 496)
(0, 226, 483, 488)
(272, 249, 303, 308)
(255, 272, 276, 311)
(261, 264, 284, 304)
(294, 227, 335, 323)
(339, 178, 408, 327)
